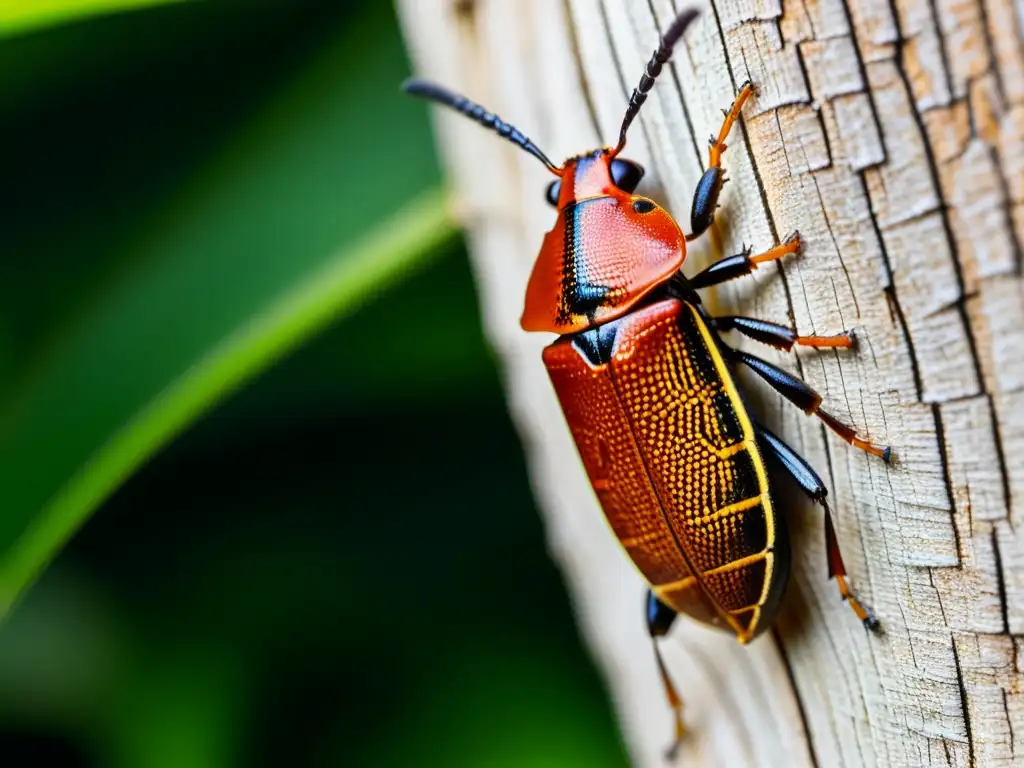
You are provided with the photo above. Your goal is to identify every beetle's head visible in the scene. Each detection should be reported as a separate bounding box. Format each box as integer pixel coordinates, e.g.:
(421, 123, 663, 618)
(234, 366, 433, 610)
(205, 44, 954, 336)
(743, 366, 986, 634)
(402, 8, 699, 334)
(520, 149, 685, 333)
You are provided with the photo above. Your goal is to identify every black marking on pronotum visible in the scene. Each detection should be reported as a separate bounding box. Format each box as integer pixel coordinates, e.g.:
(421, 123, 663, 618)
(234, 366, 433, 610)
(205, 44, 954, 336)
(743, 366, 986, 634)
(558, 201, 612, 323)
(557, 156, 613, 324)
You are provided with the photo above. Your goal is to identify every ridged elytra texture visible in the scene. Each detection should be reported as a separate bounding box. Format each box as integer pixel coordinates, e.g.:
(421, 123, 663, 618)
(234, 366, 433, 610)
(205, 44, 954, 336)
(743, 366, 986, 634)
(543, 298, 786, 643)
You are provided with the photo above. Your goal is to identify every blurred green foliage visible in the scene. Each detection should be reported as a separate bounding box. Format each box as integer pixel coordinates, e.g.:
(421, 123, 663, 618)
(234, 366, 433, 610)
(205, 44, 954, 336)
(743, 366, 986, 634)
(0, 0, 191, 38)
(0, 2, 628, 766)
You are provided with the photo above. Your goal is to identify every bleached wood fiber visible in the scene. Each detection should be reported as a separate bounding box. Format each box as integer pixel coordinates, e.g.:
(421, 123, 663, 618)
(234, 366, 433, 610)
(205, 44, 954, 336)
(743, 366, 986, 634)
(397, 1, 1024, 765)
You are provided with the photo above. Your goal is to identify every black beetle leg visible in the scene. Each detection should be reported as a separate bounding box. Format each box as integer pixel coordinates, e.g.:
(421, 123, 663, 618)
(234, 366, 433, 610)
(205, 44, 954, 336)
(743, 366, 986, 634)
(688, 231, 802, 291)
(713, 315, 855, 351)
(731, 348, 892, 463)
(754, 424, 880, 631)
(688, 80, 756, 241)
(646, 590, 685, 760)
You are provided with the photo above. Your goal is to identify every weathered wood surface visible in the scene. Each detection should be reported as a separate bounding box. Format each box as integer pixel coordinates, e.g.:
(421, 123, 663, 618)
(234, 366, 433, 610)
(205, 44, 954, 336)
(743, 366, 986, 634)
(397, 1, 1024, 765)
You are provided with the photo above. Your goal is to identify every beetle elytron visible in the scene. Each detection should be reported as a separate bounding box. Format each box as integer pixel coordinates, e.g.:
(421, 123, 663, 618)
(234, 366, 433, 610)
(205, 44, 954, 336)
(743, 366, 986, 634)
(405, 6, 889, 757)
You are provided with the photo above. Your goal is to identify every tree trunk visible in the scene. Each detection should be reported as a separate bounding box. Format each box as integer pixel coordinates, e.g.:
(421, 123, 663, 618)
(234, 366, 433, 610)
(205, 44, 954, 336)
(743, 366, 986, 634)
(396, 1, 1024, 765)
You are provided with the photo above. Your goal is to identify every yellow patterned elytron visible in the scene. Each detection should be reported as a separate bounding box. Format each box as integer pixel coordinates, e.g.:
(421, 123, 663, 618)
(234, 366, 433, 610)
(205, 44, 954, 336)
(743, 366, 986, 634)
(543, 297, 787, 644)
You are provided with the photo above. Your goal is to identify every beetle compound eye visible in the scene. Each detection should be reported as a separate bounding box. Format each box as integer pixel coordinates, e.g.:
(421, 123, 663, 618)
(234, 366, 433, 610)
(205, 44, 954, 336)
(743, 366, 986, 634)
(633, 199, 656, 214)
(611, 158, 645, 192)
(546, 180, 561, 207)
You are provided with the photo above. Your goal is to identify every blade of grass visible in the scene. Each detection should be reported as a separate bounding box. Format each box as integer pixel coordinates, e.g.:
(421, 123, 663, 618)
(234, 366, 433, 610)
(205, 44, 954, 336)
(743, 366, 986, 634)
(0, 189, 457, 618)
(0, 0, 192, 38)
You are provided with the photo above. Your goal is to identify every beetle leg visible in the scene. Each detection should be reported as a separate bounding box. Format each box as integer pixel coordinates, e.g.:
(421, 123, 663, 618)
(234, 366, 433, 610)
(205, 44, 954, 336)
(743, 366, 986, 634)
(687, 81, 757, 241)
(688, 231, 801, 290)
(646, 590, 686, 760)
(731, 350, 892, 463)
(754, 424, 880, 631)
(709, 80, 756, 169)
(714, 315, 855, 351)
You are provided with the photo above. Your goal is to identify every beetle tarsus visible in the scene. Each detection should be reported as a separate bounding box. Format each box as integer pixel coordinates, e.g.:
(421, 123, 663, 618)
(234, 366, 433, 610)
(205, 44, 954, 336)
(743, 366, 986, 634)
(707, 80, 756, 168)
(714, 315, 857, 352)
(688, 80, 758, 241)
(750, 234, 801, 264)
(688, 237, 801, 289)
(647, 592, 686, 761)
(735, 352, 891, 462)
(836, 573, 881, 630)
(794, 333, 855, 349)
(664, 732, 684, 763)
(662, 698, 686, 762)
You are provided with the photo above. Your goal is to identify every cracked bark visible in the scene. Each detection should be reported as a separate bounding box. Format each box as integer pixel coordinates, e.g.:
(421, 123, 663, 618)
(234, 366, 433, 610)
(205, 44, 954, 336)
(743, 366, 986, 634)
(396, 1, 1024, 765)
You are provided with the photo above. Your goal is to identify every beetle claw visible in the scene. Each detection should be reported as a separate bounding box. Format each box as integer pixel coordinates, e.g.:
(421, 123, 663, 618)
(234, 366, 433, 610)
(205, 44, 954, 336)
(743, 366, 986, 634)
(784, 230, 802, 253)
(664, 725, 685, 763)
(741, 79, 760, 97)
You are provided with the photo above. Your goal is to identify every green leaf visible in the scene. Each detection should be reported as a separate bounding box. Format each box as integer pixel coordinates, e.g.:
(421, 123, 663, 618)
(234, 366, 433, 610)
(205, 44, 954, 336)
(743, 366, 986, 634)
(0, 2, 457, 618)
(0, 0, 192, 38)
(0, 189, 456, 618)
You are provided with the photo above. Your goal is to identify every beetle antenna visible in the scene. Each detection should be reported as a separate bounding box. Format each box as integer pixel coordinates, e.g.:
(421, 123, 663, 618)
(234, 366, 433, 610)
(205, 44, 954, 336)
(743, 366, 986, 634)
(612, 8, 700, 157)
(403, 78, 562, 175)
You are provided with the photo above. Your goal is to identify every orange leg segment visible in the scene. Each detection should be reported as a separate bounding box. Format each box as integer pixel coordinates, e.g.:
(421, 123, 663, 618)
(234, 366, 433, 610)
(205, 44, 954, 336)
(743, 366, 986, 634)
(715, 314, 856, 353)
(818, 408, 892, 462)
(796, 334, 855, 349)
(708, 80, 756, 168)
(825, 511, 880, 630)
(734, 350, 892, 463)
(749, 231, 802, 264)
(653, 641, 686, 760)
(647, 590, 685, 760)
(689, 232, 802, 291)
(688, 81, 760, 242)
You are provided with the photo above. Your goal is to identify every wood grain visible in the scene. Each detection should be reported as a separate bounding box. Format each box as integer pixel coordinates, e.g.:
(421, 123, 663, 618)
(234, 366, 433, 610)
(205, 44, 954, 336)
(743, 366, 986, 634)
(396, 0, 1024, 764)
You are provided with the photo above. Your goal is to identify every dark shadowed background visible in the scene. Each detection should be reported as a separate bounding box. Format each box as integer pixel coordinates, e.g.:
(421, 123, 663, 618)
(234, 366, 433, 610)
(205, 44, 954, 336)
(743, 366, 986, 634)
(0, 2, 628, 765)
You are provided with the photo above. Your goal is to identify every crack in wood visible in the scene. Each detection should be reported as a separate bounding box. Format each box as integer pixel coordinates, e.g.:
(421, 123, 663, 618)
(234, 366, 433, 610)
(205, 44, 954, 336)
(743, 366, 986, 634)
(649, 0, 704, 173)
(992, 526, 1012, 634)
(773, 626, 823, 768)
(561, 0, 603, 140)
(594, 0, 659, 160)
(933, 404, 965, 562)
(1002, 687, 1016, 758)
(951, 638, 977, 766)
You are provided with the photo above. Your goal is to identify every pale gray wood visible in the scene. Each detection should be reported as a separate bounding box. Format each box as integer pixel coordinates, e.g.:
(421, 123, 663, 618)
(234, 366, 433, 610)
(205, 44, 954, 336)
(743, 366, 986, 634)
(397, 1, 1024, 764)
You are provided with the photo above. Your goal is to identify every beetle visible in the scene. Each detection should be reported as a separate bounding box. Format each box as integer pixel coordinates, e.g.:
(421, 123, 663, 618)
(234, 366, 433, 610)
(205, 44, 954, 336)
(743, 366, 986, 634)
(405, 6, 889, 757)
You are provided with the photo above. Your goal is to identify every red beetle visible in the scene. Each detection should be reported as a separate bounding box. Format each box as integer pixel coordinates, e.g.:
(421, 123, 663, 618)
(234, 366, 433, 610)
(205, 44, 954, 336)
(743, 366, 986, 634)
(406, 7, 888, 757)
